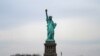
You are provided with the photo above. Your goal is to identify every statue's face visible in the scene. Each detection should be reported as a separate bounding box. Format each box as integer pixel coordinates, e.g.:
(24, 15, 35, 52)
(49, 16, 52, 21)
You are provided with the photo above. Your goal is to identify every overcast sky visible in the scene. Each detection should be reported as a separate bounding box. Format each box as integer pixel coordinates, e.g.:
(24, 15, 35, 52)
(0, 0, 100, 56)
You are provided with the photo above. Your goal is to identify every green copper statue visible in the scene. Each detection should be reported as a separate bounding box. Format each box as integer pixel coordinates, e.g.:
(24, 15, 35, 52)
(45, 9, 57, 41)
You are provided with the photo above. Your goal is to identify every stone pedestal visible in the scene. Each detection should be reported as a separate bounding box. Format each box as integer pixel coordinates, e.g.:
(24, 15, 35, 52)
(44, 41, 57, 56)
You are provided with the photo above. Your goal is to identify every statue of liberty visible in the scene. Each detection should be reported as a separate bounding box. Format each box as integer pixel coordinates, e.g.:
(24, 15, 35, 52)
(45, 9, 57, 41)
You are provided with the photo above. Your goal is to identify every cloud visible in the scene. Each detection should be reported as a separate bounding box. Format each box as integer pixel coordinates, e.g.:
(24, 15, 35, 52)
(0, 0, 100, 29)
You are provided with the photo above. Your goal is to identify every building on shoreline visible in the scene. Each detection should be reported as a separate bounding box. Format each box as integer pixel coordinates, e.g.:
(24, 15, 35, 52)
(11, 54, 40, 56)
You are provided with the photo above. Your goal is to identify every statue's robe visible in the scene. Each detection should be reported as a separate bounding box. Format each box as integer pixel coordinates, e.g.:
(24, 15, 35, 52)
(47, 20, 56, 40)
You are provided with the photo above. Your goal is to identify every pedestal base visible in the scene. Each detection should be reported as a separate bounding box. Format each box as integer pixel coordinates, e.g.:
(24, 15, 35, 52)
(44, 41, 57, 56)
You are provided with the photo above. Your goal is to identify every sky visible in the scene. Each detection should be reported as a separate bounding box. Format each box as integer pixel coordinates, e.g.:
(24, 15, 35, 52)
(0, 0, 100, 56)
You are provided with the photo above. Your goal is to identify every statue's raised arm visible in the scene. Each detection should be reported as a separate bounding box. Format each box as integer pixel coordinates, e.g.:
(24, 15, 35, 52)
(45, 9, 48, 22)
